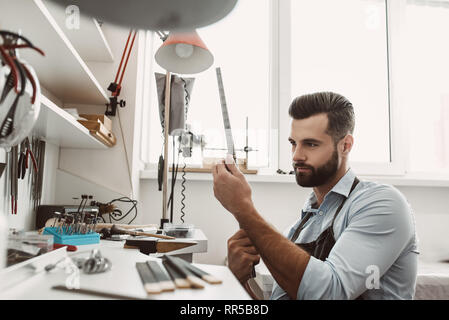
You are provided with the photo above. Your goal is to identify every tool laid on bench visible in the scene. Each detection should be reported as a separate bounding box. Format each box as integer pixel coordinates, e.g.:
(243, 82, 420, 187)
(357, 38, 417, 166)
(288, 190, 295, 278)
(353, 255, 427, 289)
(100, 224, 174, 240)
(124, 238, 197, 255)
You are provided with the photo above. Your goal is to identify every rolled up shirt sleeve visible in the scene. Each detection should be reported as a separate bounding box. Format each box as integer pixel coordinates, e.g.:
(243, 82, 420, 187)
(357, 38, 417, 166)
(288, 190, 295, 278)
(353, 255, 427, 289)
(297, 185, 414, 300)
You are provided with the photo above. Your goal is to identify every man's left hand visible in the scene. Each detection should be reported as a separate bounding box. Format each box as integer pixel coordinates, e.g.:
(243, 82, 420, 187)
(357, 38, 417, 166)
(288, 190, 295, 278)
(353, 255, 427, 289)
(212, 155, 254, 217)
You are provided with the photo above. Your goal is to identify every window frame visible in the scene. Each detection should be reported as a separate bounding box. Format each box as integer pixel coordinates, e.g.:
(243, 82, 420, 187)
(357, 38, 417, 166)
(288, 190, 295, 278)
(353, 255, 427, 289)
(277, 0, 407, 176)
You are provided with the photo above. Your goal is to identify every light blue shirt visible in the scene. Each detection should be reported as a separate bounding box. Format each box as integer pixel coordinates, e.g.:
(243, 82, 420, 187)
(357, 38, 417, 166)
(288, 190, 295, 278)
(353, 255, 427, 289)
(270, 169, 419, 300)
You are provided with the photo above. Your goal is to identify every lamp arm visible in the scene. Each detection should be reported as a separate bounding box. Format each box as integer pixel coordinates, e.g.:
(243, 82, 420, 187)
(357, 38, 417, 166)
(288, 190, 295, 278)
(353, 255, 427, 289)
(156, 31, 168, 41)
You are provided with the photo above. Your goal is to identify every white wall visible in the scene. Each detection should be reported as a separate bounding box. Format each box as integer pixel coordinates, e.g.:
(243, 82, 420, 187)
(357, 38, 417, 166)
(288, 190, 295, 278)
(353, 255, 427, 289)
(139, 177, 449, 265)
(54, 169, 138, 224)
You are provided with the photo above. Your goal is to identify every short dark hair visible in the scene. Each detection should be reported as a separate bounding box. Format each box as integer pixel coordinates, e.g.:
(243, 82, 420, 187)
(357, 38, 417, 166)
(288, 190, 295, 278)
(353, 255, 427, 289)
(288, 92, 355, 143)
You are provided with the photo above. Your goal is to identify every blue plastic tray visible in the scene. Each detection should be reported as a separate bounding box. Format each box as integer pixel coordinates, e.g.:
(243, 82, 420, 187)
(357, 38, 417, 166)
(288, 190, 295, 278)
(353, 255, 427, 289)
(43, 227, 100, 245)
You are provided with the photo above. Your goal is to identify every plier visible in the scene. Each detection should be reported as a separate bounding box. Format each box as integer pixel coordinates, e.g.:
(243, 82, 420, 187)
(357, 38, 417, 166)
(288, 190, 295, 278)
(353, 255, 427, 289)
(18, 137, 38, 179)
(0, 30, 44, 100)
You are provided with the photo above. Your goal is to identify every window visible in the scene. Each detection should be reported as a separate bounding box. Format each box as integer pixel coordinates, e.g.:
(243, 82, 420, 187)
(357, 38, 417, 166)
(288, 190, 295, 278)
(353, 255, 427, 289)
(400, 0, 449, 174)
(141, 0, 449, 179)
(278, 0, 391, 172)
(146, 0, 271, 168)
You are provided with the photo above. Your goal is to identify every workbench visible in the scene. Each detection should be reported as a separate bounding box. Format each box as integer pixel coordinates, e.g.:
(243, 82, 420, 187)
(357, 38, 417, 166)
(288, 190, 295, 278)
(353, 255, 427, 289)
(0, 238, 250, 300)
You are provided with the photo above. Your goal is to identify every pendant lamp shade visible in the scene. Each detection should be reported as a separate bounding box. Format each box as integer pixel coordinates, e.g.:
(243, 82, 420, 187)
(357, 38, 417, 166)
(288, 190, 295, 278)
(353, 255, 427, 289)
(49, 0, 238, 31)
(155, 31, 214, 74)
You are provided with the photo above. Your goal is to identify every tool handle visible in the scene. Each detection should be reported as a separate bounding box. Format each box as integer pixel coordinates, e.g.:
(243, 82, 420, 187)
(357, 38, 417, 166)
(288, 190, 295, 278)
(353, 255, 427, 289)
(53, 243, 77, 252)
(28, 149, 38, 173)
(112, 224, 175, 240)
(131, 230, 175, 240)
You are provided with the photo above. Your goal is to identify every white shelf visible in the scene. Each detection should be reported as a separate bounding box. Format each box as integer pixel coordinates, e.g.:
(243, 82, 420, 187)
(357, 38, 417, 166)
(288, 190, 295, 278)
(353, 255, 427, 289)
(140, 169, 449, 187)
(32, 95, 108, 149)
(0, 0, 109, 105)
(140, 169, 297, 183)
(44, 0, 114, 63)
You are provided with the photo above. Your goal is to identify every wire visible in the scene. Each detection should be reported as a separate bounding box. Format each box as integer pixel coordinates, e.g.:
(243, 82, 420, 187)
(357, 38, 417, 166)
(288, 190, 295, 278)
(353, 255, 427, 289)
(180, 161, 187, 223)
(181, 78, 190, 120)
(103, 197, 138, 224)
(170, 137, 176, 222)
(179, 79, 190, 223)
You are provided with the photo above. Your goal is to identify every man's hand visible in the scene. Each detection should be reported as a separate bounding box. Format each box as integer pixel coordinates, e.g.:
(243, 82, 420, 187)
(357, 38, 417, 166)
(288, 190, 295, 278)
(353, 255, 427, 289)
(227, 229, 260, 284)
(212, 154, 253, 217)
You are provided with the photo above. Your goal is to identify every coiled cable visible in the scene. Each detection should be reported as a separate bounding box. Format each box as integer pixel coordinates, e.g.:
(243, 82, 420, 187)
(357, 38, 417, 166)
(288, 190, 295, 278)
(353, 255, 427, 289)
(180, 162, 187, 223)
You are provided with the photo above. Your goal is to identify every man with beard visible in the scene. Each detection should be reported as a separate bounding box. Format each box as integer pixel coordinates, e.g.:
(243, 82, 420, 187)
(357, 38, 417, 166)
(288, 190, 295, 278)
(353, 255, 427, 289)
(212, 92, 419, 300)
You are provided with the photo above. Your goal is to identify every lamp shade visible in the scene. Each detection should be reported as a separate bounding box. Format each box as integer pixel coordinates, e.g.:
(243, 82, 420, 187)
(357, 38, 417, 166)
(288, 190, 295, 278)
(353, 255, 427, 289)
(155, 31, 214, 74)
(49, 0, 238, 31)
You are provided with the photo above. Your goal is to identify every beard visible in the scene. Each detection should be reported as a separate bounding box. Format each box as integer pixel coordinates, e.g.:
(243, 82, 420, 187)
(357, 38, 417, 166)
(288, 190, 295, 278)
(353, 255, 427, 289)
(293, 148, 339, 187)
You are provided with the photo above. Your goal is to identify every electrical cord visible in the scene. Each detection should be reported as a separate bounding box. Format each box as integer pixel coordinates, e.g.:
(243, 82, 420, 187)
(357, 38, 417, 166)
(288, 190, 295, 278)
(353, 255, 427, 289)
(180, 162, 187, 223)
(167, 138, 180, 222)
(102, 197, 138, 224)
(170, 137, 176, 222)
(181, 78, 190, 121)
(175, 79, 189, 223)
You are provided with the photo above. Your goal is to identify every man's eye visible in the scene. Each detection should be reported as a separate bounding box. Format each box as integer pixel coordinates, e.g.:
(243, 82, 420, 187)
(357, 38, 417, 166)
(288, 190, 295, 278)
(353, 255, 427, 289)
(307, 143, 318, 147)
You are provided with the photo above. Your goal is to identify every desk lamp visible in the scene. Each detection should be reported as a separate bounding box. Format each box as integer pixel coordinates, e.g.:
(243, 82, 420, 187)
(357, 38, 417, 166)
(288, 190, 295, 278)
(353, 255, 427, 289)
(155, 30, 214, 230)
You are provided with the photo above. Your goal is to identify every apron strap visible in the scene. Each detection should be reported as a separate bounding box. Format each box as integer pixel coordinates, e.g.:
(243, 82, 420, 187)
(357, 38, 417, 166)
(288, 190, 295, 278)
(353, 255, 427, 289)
(290, 210, 313, 242)
(330, 177, 360, 227)
(290, 176, 360, 243)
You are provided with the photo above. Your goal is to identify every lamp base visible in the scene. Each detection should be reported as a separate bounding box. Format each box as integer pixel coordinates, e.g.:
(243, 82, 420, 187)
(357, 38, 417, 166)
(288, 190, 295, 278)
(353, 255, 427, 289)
(160, 218, 170, 230)
(162, 223, 194, 238)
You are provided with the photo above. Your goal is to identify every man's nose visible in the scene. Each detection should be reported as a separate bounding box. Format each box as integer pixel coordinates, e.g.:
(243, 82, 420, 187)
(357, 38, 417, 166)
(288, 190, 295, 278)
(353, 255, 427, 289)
(292, 145, 306, 162)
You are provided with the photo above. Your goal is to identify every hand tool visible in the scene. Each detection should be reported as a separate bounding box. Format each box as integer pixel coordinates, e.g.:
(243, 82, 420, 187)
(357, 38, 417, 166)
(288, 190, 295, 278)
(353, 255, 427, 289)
(0, 67, 15, 104)
(18, 140, 26, 179)
(25, 137, 37, 172)
(124, 238, 197, 255)
(215, 69, 257, 278)
(172, 256, 222, 284)
(0, 162, 6, 179)
(78, 249, 111, 274)
(52, 285, 147, 300)
(94, 223, 159, 231)
(31, 138, 45, 212)
(53, 243, 77, 252)
(163, 255, 204, 289)
(215, 67, 236, 162)
(136, 262, 162, 294)
(9, 145, 18, 214)
(162, 259, 191, 289)
(0, 30, 44, 100)
(110, 224, 175, 240)
(17, 137, 38, 179)
(146, 260, 175, 291)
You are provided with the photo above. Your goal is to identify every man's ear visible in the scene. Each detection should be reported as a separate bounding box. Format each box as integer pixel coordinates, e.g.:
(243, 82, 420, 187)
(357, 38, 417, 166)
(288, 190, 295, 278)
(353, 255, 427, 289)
(340, 134, 354, 155)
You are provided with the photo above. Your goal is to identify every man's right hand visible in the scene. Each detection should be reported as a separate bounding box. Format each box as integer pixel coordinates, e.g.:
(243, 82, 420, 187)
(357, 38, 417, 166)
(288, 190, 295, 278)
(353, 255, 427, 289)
(227, 229, 260, 284)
